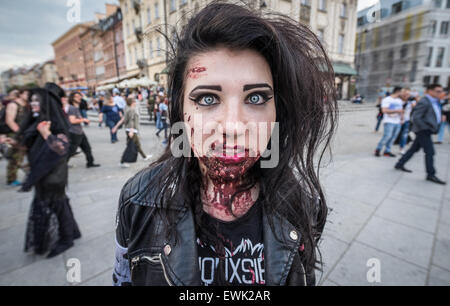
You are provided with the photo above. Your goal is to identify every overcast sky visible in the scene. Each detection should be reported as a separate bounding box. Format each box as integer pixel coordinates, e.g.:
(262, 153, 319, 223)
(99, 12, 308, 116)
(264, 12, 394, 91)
(0, 0, 378, 73)
(0, 0, 118, 72)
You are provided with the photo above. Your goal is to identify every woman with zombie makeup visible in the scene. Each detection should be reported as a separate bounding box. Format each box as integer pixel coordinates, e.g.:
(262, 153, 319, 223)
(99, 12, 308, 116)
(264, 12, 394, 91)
(113, 2, 337, 286)
(19, 84, 81, 258)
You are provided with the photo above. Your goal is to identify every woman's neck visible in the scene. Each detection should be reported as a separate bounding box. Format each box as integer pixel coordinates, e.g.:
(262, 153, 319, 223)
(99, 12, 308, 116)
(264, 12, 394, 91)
(201, 175, 259, 222)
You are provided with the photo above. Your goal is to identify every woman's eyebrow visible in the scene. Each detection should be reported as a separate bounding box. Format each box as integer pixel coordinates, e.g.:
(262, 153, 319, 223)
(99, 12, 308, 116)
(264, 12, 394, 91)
(243, 83, 273, 92)
(190, 85, 222, 94)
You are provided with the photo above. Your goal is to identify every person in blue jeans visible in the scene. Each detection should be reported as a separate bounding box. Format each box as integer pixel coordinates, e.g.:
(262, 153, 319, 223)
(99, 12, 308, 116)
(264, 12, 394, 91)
(99, 93, 122, 143)
(375, 87, 409, 157)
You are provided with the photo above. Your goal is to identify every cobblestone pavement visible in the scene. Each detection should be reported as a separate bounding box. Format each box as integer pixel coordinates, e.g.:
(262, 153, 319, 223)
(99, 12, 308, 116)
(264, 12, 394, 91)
(0, 105, 449, 286)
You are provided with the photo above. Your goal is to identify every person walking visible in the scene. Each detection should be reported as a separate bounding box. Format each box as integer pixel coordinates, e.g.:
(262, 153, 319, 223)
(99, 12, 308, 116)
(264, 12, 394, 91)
(65, 92, 100, 168)
(113, 88, 126, 114)
(20, 85, 81, 258)
(155, 96, 169, 145)
(5, 89, 30, 186)
(395, 84, 447, 185)
(112, 97, 152, 168)
(436, 90, 449, 144)
(374, 87, 406, 157)
(99, 92, 122, 143)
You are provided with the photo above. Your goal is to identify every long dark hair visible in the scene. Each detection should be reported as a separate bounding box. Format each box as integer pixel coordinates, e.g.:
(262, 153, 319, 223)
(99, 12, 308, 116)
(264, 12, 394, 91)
(146, 1, 337, 282)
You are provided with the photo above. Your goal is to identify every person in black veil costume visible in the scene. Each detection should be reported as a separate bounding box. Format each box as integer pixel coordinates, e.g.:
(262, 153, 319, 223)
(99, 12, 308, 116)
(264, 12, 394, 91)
(19, 83, 81, 258)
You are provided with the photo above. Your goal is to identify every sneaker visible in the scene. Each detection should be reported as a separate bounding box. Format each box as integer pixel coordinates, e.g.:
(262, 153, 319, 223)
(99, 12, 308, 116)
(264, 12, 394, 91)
(162, 139, 168, 145)
(374, 150, 381, 157)
(144, 155, 153, 161)
(120, 163, 130, 168)
(400, 149, 406, 155)
(383, 152, 396, 157)
(8, 180, 21, 187)
(426, 175, 446, 185)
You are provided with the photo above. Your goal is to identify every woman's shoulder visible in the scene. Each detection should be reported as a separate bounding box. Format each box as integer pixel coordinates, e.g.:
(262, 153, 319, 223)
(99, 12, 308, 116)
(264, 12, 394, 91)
(119, 164, 163, 205)
(118, 161, 186, 213)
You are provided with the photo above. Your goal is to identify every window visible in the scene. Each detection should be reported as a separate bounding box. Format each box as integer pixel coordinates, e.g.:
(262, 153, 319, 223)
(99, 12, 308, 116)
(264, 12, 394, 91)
(423, 75, 431, 86)
(430, 20, 437, 36)
(300, 3, 311, 23)
(409, 61, 418, 82)
(447, 0, 450, 8)
(340, 3, 347, 18)
(386, 50, 394, 69)
(425, 47, 433, 67)
(301, 0, 310, 6)
(436, 47, 445, 67)
(157, 37, 161, 56)
(170, 0, 176, 12)
(390, 26, 397, 43)
(400, 45, 408, 59)
(181, 0, 187, 5)
(433, 0, 443, 8)
(125, 2, 128, 13)
(149, 41, 153, 58)
(372, 52, 379, 70)
(128, 47, 133, 65)
(319, 0, 326, 11)
(433, 75, 440, 83)
(392, 2, 402, 14)
(338, 34, 344, 54)
(440, 21, 449, 35)
(155, 2, 159, 19)
(357, 17, 364, 26)
(317, 29, 325, 42)
(147, 8, 151, 24)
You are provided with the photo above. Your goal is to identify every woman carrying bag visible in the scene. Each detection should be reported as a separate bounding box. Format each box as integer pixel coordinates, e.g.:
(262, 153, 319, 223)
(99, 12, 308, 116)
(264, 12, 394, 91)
(112, 97, 152, 168)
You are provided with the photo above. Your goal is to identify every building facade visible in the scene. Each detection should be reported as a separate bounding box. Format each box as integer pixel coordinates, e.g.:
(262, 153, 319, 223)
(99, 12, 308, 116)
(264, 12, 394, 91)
(356, 0, 450, 101)
(119, 0, 358, 97)
(38, 60, 59, 86)
(52, 22, 94, 89)
(99, 7, 127, 85)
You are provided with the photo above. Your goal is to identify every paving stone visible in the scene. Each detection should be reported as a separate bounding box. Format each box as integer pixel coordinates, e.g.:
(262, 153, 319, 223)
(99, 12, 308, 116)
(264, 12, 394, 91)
(356, 216, 434, 268)
(327, 242, 427, 286)
(375, 197, 439, 234)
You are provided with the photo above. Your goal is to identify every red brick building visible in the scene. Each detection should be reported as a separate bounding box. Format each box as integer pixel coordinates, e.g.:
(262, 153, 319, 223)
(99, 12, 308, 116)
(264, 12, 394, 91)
(99, 6, 126, 86)
(52, 22, 94, 89)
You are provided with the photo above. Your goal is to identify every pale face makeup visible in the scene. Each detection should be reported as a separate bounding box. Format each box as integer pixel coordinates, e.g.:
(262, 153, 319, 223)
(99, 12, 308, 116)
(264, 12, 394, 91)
(182, 48, 276, 221)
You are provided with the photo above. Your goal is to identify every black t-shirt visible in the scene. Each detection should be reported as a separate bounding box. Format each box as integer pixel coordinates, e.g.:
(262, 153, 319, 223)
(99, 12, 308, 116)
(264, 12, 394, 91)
(197, 200, 265, 286)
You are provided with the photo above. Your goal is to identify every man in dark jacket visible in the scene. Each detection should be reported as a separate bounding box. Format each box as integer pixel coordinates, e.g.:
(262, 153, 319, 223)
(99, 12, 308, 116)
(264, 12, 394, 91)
(395, 84, 446, 184)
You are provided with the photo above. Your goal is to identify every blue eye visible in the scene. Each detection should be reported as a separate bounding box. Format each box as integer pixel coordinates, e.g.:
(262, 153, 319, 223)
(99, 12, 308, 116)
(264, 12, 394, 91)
(246, 92, 272, 105)
(202, 95, 215, 105)
(249, 94, 261, 104)
(190, 94, 219, 106)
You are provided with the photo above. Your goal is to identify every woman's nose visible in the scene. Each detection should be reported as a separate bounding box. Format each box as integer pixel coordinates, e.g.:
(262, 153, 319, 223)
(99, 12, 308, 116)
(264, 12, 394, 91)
(219, 98, 246, 139)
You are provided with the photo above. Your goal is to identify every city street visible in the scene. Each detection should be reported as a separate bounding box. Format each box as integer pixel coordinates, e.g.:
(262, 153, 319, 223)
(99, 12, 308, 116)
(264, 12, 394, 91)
(0, 105, 449, 286)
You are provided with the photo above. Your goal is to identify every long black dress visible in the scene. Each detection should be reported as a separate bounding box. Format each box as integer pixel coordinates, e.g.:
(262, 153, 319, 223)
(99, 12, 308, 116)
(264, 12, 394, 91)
(20, 87, 81, 256)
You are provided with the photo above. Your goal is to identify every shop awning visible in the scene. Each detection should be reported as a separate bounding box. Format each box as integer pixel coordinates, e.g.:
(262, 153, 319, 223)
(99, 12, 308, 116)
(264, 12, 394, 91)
(333, 62, 357, 76)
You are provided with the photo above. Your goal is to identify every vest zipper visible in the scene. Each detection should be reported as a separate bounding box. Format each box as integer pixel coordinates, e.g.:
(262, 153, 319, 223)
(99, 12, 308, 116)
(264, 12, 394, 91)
(299, 261, 307, 286)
